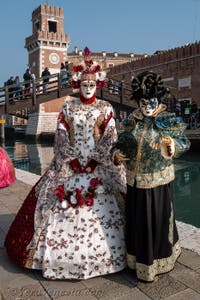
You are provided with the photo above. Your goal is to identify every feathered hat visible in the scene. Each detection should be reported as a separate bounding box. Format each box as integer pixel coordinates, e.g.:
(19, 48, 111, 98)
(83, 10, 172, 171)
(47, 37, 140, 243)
(131, 71, 170, 102)
(71, 47, 107, 90)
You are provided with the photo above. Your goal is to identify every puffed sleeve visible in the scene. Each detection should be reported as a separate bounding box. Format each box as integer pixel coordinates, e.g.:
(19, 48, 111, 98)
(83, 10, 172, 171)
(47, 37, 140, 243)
(53, 104, 79, 162)
(155, 113, 191, 158)
(90, 103, 118, 166)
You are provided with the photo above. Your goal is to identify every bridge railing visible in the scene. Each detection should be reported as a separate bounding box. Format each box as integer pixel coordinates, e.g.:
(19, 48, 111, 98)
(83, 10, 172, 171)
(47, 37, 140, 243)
(0, 73, 62, 106)
(0, 74, 134, 117)
(0, 73, 70, 116)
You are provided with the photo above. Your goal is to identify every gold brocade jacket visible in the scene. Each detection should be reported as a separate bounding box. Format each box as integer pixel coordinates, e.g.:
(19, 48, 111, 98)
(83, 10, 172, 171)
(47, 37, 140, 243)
(118, 104, 191, 189)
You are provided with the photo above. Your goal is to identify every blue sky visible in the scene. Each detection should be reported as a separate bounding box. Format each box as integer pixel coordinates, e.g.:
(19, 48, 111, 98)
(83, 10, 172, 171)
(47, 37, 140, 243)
(0, 0, 200, 85)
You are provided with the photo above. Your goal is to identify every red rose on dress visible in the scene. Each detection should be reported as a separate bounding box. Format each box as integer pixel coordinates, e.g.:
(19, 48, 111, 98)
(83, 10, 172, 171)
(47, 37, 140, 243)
(99, 112, 113, 134)
(84, 159, 98, 173)
(54, 184, 65, 202)
(90, 177, 102, 187)
(75, 189, 85, 207)
(86, 198, 94, 206)
(58, 112, 70, 131)
(70, 159, 83, 173)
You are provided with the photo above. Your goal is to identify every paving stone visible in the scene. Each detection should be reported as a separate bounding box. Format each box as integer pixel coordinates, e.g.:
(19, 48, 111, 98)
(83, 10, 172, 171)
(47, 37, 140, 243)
(121, 268, 139, 286)
(2, 201, 23, 214)
(0, 213, 15, 234)
(176, 221, 198, 239)
(169, 261, 187, 274)
(1, 180, 30, 195)
(0, 182, 30, 218)
(138, 273, 187, 300)
(83, 270, 137, 289)
(34, 271, 88, 300)
(0, 203, 10, 215)
(0, 195, 25, 214)
(169, 263, 200, 293)
(0, 253, 51, 299)
(51, 290, 98, 300)
(0, 249, 36, 286)
(0, 228, 5, 248)
(0, 180, 31, 205)
(164, 288, 200, 300)
(101, 270, 137, 286)
(81, 273, 136, 300)
(196, 267, 200, 275)
(178, 248, 200, 270)
(56, 296, 96, 300)
(82, 276, 109, 288)
(1, 284, 51, 300)
(115, 288, 151, 300)
(180, 234, 200, 256)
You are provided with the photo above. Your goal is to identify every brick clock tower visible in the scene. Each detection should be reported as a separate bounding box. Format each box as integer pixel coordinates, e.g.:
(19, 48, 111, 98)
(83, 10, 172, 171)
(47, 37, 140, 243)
(25, 4, 70, 78)
(25, 3, 70, 139)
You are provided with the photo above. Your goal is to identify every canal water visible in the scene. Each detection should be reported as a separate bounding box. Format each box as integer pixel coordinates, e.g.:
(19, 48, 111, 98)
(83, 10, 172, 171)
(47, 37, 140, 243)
(1, 139, 200, 228)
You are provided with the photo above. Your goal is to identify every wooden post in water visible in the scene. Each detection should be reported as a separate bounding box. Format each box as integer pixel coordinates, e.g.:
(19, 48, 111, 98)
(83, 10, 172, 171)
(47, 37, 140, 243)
(0, 116, 5, 141)
(4, 86, 8, 114)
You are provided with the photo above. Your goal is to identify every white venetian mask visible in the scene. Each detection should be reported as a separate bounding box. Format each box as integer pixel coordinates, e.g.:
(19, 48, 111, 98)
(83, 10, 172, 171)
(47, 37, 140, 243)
(139, 98, 158, 117)
(80, 80, 96, 99)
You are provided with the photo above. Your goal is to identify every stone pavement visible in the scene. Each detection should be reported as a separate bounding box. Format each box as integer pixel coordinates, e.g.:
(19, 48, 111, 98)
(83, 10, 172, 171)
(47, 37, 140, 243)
(1, 170, 200, 300)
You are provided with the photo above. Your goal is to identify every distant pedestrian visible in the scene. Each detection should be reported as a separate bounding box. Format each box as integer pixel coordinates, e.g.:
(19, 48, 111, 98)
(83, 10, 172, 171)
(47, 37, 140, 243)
(65, 61, 72, 80)
(108, 78, 114, 93)
(23, 68, 32, 96)
(113, 82, 120, 95)
(189, 114, 197, 129)
(14, 76, 22, 99)
(29, 72, 36, 94)
(60, 62, 68, 87)
(5, 76, 15, 101)
(174, 99, 181, 116)
(65, 61, 69, 71)
(41, 67, 51, 92)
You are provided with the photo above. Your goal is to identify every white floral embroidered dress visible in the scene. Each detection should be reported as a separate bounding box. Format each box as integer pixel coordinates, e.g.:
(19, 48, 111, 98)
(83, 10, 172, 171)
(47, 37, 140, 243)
(25, 97, 126, 279)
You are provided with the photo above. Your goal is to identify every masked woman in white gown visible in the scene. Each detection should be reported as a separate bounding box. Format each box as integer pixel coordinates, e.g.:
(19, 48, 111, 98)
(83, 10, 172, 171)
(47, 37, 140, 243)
(5, 47, 127, 280)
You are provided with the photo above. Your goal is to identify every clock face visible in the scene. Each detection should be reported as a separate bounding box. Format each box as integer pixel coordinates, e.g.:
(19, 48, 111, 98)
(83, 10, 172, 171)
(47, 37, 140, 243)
(49, 53, 60, 64)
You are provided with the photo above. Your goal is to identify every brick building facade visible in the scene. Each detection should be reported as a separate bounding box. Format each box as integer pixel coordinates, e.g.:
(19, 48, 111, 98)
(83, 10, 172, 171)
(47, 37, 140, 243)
(109, 42, 200, 125)
(67, 47, 144, 70)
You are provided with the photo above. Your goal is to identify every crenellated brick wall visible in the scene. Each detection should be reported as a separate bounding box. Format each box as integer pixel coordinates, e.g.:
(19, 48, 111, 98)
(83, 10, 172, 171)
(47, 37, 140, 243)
(32, 4, 64, 34)
(109, 41, 200, 108)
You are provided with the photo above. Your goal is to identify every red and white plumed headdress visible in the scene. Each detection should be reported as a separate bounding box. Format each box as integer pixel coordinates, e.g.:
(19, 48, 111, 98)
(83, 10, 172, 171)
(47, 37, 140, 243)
(71, 47, 107, 89)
